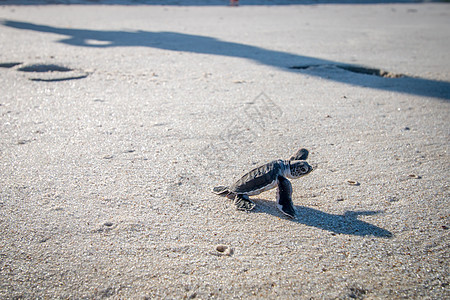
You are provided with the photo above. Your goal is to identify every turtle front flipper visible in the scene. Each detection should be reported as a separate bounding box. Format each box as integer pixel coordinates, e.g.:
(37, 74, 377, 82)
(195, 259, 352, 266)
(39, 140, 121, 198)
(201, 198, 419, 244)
(234, 194, 255, 211)
(276, 176, 296, 218)
(212, 186, 230, 196)
(289, 148, 309, 161)
(213, 186, 237, 200)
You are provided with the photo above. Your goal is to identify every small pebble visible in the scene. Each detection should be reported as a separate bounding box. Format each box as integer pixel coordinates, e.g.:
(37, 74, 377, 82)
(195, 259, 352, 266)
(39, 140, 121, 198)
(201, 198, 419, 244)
(442, 225, 448, 230)
(103, 155, 114, 159)
(39, 236, 50, 243)
(336, 198, 344, 202)
(387, 196, 399, 202)
(104, 222, 114, 227)
(17, 139, 30, 145)
(408, 174, 421, 179)
(211, 244, 233, 256)
(186, 292, 197, 299)
(347, 180, 360, 186)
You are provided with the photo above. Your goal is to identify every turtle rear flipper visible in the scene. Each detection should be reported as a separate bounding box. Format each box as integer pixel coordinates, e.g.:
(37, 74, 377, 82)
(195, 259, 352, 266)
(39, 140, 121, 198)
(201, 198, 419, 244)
(234, 194, 255, 211)
(212, 186, 230, 196)
(276, 176, 296, 218)
(289, 148, 309, 161)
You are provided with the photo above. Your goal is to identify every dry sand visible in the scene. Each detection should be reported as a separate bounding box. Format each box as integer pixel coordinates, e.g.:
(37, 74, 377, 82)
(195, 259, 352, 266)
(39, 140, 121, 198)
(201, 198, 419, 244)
(0, 2, 449, 299)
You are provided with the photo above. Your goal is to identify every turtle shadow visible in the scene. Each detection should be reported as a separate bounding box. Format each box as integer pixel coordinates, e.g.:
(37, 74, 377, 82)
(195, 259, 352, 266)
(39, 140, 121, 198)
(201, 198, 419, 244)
(253, 198, 393, 238)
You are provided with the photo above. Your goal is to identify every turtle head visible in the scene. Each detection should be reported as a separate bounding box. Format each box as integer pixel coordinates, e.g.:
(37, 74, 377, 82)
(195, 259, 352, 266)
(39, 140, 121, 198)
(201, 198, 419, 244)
(287, 160, 313, 179)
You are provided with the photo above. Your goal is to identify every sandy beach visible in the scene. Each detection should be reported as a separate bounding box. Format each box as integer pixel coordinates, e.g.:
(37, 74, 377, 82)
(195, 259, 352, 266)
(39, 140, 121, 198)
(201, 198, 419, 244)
(0, 1, 449, 298)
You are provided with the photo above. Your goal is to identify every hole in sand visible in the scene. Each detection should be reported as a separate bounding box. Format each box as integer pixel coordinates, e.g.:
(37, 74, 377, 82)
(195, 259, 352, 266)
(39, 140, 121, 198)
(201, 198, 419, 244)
(214, 244, 233, 256)
(18, 64, 73, 73)
(0, 62, 22, 68)
(289, 64, 321, 70)
(336, 65, 403, 78)
(289, 64, 403, 78)
(29, 74, 89, 82)
(216, 245, 227, 252)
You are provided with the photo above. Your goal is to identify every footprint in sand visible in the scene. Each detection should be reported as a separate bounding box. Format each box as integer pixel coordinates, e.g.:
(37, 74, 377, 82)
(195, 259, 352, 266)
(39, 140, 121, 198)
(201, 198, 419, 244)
(0, 61, 89, 82)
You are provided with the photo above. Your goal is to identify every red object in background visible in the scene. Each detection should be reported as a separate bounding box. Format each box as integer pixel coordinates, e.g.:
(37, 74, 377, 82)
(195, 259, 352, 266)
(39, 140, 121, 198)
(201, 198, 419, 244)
(230, 0, 239, 6)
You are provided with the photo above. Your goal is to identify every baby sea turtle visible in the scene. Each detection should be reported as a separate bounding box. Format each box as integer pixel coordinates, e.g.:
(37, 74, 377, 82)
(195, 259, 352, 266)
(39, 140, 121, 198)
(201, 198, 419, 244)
(212, 148, 313, 218)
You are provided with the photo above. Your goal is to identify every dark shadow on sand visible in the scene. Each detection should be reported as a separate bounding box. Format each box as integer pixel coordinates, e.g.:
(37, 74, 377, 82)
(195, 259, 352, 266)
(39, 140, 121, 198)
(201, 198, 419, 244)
(254, 198, 393, 238)
(2, 19, 449, 100)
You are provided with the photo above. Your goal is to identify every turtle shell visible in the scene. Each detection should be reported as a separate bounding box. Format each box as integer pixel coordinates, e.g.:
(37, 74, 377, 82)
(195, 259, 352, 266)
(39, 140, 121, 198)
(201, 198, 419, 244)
(230, 160, 286, 196)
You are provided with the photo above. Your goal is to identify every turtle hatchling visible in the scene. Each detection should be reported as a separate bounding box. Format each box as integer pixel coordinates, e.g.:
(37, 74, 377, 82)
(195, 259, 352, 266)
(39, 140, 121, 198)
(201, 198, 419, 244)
(212, 148, 313, 218)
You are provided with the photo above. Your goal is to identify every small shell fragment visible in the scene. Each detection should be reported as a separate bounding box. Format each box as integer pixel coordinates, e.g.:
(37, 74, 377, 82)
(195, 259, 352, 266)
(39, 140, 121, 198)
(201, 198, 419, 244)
(408, 174, 421, 179)
(347, 180, 360, 186)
